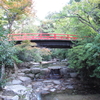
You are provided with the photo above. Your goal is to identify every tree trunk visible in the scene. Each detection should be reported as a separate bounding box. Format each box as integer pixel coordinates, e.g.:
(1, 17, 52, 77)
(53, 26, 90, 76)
(0, 64, 5, 89)
(1, 64, 5, 80)
(14, 63, 18, 77)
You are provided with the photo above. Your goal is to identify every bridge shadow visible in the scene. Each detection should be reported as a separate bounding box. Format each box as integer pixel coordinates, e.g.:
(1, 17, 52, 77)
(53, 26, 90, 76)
(16, 40, 76, 48)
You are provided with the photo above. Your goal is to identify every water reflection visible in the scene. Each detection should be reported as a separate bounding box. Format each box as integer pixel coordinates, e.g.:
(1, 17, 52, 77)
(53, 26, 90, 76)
(42, 93, 100, 100)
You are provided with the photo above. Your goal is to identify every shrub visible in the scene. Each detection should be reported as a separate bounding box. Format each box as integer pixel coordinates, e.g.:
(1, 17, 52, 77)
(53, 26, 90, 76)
(68, 34, 100, 79)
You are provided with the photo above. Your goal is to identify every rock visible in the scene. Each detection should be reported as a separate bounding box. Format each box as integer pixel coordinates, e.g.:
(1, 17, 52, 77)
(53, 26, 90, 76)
(4, 85, 27, 94)
(60, 68, 68, 75)
(53, 63, 57, 65)
(1, 96, 19, 100)
(39, 68, 50, 78)
(41, 90, 50, 95)
(66, 78, 79, 85)
(43, 80, 53, 83)
(18, 62, 31, 68)
(50, 88, 56, 92)
(41, 68, 50, 75)
(53, 80, 61, 85)
(61, 59, 68, 62)
(2, 90, 17, 96)
(11, 79, 22, 85)
(30, 62, 40, 65)
(48, 66, 61, 69)
(11, 95, 19, 100)
(31, 68, 40, 74)
(35, 74, 40, 79)
(35, 79, 44, 81)
(6, 82, 12, 86)
(61, 87, 66, 90)
(43, 88, 49, 91)
(70, 72, 78, 78)
(18, 76, 32, 84)
(66, 85, 74, 89)
(20, 69, 31, 74)
(27, 85, 32, 88)
(63, 74, 70, 78)
(26, 74, 35, 78)
(32, 82, 44, 89)
(55, 85, 59, 89)
(18, 73, 25, 76)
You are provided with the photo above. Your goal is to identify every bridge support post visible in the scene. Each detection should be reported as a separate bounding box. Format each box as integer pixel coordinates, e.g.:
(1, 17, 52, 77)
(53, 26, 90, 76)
(39, 33, 42, 39)
(54, 34, 56, 39)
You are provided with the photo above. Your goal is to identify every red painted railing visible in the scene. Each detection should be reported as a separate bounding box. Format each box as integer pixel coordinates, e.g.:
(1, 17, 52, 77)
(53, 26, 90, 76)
(8, 33, 78, 41)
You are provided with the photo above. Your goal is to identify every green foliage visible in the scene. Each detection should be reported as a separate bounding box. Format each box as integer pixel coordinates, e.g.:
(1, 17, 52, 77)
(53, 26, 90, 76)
(15, 45, 35, 62)
(0, 39, 15, 66)
(38, 20, 55, 33)
(42, 55, 52, 61)
(46, 0, 100, 35)
(15, 41, 51, 62)
(68, 34, 100, 78)
(45, 0, 100, 80)
(0, 0, 34, 32)
(51, 49, 68, 60)
(12, 55, 22, 64)
(0, 73, 8, 88)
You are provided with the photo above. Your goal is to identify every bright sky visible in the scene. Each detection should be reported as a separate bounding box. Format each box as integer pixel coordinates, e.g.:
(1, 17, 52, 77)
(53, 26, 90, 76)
(34, 0, 69, 20)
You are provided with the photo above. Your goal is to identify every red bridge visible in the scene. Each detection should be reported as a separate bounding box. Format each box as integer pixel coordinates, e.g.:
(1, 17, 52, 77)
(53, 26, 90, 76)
(8, 33, 78, 41)
(8, 33, 78, 48)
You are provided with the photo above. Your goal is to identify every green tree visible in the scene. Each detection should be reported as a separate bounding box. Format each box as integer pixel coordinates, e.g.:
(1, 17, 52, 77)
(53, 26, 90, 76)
(13, 17, 38, 33)
(68, 34, 100, 78)
(0, 0, 35, 32)
(62, 0, 100, 34)
(38, 20, 55, 33)
(67, 0, 100, 80)
(47, 0, 100, 35)
(0, 0, 35, 88)
(46, 0, 100, 80)
(51, 49, 68, 60)
(15, 41, 51, 62)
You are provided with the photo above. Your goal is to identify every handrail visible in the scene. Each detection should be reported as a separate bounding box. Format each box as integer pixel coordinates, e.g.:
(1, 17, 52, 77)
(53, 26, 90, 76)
(8, 33, 78, 41)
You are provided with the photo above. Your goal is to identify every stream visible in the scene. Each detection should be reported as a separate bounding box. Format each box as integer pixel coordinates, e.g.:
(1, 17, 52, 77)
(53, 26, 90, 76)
(2, 61, 100, 100)
(34, 62, 100, 100)
(42, 93, 100, 100)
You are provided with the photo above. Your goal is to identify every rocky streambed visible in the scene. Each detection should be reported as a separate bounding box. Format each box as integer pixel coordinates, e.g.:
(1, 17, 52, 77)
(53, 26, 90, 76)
(0, 62, 100, 100)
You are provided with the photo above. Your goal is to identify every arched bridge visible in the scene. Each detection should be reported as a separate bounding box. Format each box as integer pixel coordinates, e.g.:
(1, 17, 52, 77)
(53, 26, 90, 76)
(8, 33, 78, 48)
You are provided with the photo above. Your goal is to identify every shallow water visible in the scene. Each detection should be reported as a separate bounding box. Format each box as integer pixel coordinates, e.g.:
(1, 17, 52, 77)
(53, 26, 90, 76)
(42, 93, 100, 100)
(37, 62, 100, 100)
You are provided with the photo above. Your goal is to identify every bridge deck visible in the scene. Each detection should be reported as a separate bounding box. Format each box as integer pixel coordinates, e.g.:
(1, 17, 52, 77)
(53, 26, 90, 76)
(8, 33, 78, 48)
(8, 33, 78, 41)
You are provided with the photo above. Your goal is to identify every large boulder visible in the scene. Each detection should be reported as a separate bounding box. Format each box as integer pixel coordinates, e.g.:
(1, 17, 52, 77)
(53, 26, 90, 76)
(20, 69, 31, 74)
(52, 80, 61, 85)
(60, 67, 68, 75)
(11, 79, 22, 85)
(18, 76, 32, 85)
(30, 68, 41, 74)
(40, 68, 50, 78)
(4, 85, 27, 95)
(26, 74, 35, 79)
(1, 95, 19, 100)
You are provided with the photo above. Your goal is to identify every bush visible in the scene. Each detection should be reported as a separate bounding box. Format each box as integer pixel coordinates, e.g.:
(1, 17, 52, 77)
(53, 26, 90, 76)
(51, 49, 68, 60)
(68, 34, 100, 79)
(15, 41, 52, 62)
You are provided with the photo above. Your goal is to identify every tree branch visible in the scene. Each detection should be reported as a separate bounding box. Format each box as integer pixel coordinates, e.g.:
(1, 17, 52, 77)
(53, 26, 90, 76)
(76, 14, 98, 32)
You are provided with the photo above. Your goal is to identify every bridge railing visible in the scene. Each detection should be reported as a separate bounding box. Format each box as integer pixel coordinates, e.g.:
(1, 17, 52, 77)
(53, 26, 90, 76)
(8, 33, 78, 41)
